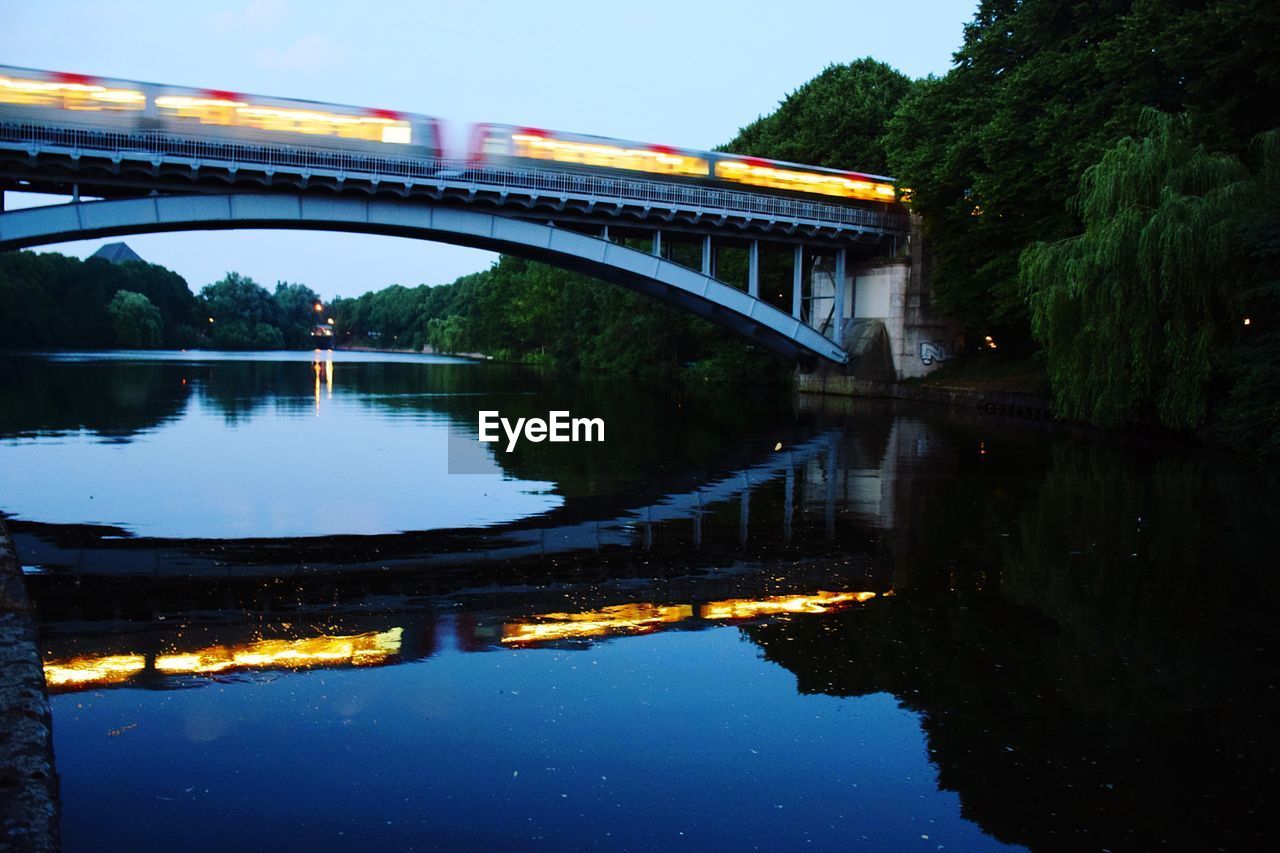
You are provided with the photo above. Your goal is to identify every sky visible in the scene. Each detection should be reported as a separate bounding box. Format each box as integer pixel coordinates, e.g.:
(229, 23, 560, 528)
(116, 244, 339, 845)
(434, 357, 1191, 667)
(1, 0, 976, 300)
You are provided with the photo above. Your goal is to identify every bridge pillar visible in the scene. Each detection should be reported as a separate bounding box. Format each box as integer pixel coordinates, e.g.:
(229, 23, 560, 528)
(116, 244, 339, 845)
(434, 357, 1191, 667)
(792, 245, 803, 319)
(693, 496, 703, 547)
(825, 435, 837, 541)
(748, 240, 760, 299)
(652, 230, 662, 257)
(833, 248, 847, 344)
(701, 235, 713, 277)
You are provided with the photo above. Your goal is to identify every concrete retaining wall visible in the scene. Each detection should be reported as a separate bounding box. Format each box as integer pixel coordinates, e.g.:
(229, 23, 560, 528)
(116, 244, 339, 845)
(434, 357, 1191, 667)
(795, 372, 1055, 420)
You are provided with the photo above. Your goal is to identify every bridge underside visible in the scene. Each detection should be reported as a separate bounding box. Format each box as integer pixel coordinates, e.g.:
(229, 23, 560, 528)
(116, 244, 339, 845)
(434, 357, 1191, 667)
(0, 194, 848, 363)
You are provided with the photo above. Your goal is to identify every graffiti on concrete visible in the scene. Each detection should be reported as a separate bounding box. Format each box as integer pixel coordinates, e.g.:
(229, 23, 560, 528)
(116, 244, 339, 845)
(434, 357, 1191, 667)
(919, 341, 953, 365)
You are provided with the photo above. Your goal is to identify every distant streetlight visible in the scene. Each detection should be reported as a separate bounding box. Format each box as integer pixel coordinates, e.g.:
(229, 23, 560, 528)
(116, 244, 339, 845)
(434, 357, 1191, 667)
(207, 316, 214, 323)
(327, 318, 335, 325)
(314, 302, 323, 313)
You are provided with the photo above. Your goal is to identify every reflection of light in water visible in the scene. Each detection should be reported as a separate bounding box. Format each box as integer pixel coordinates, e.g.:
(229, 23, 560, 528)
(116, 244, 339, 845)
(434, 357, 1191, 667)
(502, 591, 875, 646)
(43, 628, 402, 691)
(313, 355, 321, 415)
(311, 352, 335, 412)
(42, 594, 876, 687)
(502, 603, 692, 645)
(700, 590, 875, 621)
(43, 654, 146, 688)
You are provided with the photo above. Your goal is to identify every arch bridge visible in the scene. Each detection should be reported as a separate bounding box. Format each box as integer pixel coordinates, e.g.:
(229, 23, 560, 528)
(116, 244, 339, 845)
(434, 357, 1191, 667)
(0, 121, 910, 364)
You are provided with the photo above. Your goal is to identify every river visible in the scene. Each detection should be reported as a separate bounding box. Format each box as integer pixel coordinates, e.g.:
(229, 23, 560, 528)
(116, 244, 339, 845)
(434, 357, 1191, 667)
(1, 350, 1275, 851)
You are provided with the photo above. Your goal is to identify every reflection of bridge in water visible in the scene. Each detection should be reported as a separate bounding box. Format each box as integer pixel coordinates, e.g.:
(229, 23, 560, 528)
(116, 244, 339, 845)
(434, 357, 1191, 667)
(11, 411, 937, 578)
(21, 405, 953, 697)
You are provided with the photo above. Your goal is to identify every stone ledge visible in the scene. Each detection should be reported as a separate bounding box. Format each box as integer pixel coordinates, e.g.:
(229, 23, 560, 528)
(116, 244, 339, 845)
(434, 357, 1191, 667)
(1, 520, 59, 853)
(796, 372, 1055, 420)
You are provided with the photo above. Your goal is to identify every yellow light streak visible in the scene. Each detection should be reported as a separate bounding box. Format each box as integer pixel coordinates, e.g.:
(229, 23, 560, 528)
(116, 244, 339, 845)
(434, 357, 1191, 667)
(155, 96, 411, 143)
(42, 654, 146, 688)
(700, 590, 875, 621)
(43, 628, 403, 692)
(502, 590, 877, 646)
(0, 75, 145, 110)
(714, 160, 896, 202)
(512, 134, 708, 178)
(502, 603, 693, 645)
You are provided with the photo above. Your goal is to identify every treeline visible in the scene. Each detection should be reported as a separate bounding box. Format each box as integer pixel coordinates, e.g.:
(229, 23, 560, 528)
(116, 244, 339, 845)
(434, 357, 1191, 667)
(879, 0, 1279, 454)
(0, 251, 325, 350)
(331, 256, 790, 383)
(1, 250, 200, 348)
(727, 5, 1277, 455)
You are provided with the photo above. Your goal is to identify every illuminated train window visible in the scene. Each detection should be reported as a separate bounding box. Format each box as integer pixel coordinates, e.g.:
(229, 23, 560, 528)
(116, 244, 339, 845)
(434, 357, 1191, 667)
(0, 74, 145, 110)
(511, 133, 710, 178)
(154, 95, 412, 144)
(715, 160, 897, 201)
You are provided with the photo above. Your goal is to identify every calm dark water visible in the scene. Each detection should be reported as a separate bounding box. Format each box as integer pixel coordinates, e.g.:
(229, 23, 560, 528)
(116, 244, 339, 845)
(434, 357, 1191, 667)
(1, 350, 1277, 852)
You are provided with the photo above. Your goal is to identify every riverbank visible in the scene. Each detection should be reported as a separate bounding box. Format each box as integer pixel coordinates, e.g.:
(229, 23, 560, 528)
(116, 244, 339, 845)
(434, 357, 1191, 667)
(337, 344, 492, 361)
(0, 519, 59, 852)
(797, 355, 1055, 420)
(796, 356, 1214, 449)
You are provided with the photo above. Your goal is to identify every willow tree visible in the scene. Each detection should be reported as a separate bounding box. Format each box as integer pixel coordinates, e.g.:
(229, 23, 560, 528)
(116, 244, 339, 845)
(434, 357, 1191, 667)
(1021, 110, 1259, 430)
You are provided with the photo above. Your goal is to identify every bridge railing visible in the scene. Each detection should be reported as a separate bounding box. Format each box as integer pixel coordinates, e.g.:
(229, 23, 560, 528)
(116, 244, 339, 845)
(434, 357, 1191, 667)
(0, 121, 908, 234)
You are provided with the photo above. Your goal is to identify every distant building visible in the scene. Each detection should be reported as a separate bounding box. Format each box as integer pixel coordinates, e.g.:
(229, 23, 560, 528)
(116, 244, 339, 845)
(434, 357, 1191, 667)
(90, 242, 145, 265)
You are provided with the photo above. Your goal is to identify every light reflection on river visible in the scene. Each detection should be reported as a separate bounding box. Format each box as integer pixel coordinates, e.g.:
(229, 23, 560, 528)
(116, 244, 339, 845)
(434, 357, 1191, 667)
(1, 350, 1276, 852)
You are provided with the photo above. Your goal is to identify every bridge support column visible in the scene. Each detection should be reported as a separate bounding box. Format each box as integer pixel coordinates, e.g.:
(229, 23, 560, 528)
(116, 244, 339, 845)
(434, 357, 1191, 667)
(652, 230, 662, 257)
(693, 496, 703, 547)
(601, 225, 611, 242)
(701, 235, 713, 277)
(832, 248, 847, 344)
(748, 240, 760, 298)
(825, 435, 837, 541)
(792, 245, 803, 319)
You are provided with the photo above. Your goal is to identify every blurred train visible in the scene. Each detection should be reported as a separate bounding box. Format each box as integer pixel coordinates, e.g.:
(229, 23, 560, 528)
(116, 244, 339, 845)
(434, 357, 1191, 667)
(0, 64, 899, 205)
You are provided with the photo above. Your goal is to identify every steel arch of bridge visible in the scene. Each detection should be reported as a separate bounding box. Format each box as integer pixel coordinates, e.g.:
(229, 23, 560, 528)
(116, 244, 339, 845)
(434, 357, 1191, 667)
(0, 194, 848, 363)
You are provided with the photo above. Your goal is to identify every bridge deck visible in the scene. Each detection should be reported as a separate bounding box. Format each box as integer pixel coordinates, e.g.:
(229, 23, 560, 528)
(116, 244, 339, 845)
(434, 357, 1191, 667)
(0, 121, 906, 246)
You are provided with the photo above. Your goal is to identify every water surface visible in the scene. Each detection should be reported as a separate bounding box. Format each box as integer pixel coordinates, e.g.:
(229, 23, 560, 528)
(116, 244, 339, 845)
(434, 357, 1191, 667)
(1, 350, 1275, 851)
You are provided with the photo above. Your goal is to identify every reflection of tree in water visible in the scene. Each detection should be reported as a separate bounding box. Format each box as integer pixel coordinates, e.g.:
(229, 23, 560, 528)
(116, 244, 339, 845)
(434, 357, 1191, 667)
(0, 358, 188, 440)
(744, 441, 1278, 851)
(0, 356, 830, 500)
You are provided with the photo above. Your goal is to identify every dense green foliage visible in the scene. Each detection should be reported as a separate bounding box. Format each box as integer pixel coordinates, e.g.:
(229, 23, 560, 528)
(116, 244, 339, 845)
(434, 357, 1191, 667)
(333, 256, 789, 382)
(1022, 112, 1274, 431)
(200, 271, 322, 350)
(0, 251, 325, 351)
(722, 58, 911, 175)
(0, 250, 199, 348)
(272, 281, 326, 348)
(886, 0, 1280, 342)
(106, 290, 163, 347)
(883, 0, 1279, 454)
